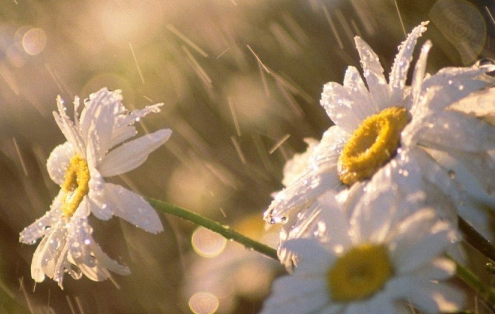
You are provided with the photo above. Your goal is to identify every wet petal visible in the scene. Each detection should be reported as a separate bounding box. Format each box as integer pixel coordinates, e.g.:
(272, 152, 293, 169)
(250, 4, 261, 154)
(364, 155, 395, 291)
(389, 22, 428, 105)
(47, 142, 74, 185)
(415, 111, 495, 152)
(98, 129, 172, 177)
(321, 81, 364, 133)
(355, 36, 391, 112)
(53, 97, 85, 156)
(420, 66, 495, 112)
(80, 88, 123, 158)
(102, 183, 163, 234)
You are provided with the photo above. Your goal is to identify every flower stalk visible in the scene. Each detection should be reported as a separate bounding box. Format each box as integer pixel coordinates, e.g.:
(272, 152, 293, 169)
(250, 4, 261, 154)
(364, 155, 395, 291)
(452, 257, 495, 307)
(458, 216, 495, 262)
(148, 198, 278, 260)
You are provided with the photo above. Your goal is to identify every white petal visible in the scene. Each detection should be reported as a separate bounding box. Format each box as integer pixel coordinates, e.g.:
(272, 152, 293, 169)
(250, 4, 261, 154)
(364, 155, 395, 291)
(31, 220, 68, 284)
(426, 148, 495, 209)
(415, 111, 495, 152)
(261, 276, 328, 314)
(321, 81, 365, 133)
(20, 192, 63, 244)
(343, 66, 376, 118)
(355, 36, 391, 112)
(53, 97, 85, 156)
(282, 138, 320, 187)
(98, 129, 172, 177)
(264, 126, 345, 222)
(87, 166, 112, 220)
(391, 211, 455, 274)
(102, 183, 163, 233)
(68, 201, 130, 281)
(283, 238, 334, 270)
(317, 193, 352, 249)
(317, 305, 345, 314)
(407, 281, 465, 314)
(79, 88, 123, 159)
(31, 235, 49, 282)
(87, 195, 112, 221)
(420, 66, 495, 112)
(410, 41, 432, 114)
(108, 103, 164, 149)
(389, 22, 428, 105)
(47, 142, 74, 185)
(409, 258, 456, 280)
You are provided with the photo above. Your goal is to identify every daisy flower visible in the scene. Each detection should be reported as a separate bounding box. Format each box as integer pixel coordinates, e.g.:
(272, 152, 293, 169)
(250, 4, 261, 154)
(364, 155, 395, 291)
(265, 21, 495, 243)
(261, 193, 463, 314)
(20, 88, 172, 288)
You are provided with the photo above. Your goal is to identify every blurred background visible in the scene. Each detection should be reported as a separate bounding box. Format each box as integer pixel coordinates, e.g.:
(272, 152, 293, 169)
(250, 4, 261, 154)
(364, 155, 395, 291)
(0, 0, 494, 313)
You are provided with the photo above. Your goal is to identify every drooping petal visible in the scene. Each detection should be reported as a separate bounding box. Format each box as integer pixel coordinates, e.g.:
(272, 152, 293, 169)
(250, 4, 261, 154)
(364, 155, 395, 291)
(389, 22, 428, 105)
(98, 129, 172, 177)
(20, 192, 63, 244)
(102, 183, 164, 234)
(68, 200, 130, 281)
(47, 142, 74, 185)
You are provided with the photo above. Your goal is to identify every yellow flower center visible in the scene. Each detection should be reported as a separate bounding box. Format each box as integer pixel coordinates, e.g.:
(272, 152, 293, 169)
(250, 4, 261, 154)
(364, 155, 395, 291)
(327, 244, 393, 302)
(61, 154, 90, 217)
(338, 107, 409, 185)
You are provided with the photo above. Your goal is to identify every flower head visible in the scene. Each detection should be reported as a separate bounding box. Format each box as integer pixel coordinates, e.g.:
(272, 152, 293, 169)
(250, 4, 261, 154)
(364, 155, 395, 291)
(261, 193, 463, 314)
(265, 21, 495, 247)
(20, 88, 172, 287)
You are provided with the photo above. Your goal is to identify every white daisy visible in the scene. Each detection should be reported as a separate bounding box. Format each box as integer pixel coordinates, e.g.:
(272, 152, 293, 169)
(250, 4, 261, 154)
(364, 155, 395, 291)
(265, 21, 495, 243)
(261, 193, 464, 314)
(20, 88, 172, 288)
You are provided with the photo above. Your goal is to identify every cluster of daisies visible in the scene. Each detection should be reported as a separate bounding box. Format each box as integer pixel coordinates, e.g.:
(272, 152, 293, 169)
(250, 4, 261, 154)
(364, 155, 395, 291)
(262, 22, 495, 313)
(17, 20, 495, 314)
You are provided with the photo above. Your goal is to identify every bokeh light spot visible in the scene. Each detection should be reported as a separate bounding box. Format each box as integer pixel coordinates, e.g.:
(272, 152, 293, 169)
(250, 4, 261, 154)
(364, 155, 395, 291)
(429, 0, 485, 64)
(188, 292, 219, 314)
(192, 227, 227, 258)
(22, 28, 47, 56)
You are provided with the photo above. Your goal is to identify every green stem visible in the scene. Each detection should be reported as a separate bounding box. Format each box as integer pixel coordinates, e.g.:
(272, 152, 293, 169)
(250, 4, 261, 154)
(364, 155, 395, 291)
(452, 257, 495, 307)
(148, 198, 279, 260)
(458, 215, 495, 262)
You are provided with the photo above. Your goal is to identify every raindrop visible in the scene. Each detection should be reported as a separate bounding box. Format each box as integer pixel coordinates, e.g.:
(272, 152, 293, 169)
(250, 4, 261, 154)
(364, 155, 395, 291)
(448, 170, 455, 179)
(486, 262, 495, 274)
(68, 266, 83, 280)
(476, 58, 495, 76)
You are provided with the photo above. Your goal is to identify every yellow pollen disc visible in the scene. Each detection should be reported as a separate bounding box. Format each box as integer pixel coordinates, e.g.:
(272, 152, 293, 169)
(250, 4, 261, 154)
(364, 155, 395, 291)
(61, 154, 90, 217)
(338, 106, 409, 185)
(327, 244, 393, 302)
